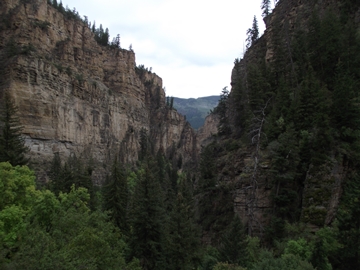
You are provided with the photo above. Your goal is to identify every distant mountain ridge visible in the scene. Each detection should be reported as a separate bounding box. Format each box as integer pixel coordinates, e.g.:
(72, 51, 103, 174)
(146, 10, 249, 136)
(172, 96, 220, 130)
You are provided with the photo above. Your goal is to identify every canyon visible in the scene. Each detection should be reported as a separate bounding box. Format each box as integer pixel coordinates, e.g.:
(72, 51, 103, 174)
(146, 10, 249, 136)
(0, 0, 217, 184)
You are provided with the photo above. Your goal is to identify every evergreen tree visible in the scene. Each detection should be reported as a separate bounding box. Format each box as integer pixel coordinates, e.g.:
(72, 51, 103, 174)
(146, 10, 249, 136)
(102, 156, 128, 233)
(170, 96, 174, 110)
(0, 92, 29, 166)
(247, 62, 269, 111)
(310, 239, 331, 270)
(246, 16, 259, 48)
(261, 0, 271, 18)
(231, 71, 250, 136)
(197, 143, 234, 237)
(166, 174, 201, 269)
(49, 154, 95, 208)
(59, 161, 74, 192)
(197, 143, 217, 230)
(103, 28, 110, 46)
(58, 0, 65, 14)
(94, 24, 109, 46)
(129, 157, 166, 269)
(214, 87, 231, 135)
(334, 172, 360, 269)
(110, 34, 121, 48)
(139, 128, 149, 161)
(309, 10, 340, 88)
(218, 215, 248, 267)
(48, 152, 63, 195)
(69, 155, 96, 209)
(268, 125, 300, 222)
(52, 0, 58, 9)
(331, 73, 360, 148)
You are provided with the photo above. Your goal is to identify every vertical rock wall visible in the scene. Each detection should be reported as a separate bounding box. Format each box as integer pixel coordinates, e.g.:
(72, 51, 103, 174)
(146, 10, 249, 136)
(0, 0, 197, 183)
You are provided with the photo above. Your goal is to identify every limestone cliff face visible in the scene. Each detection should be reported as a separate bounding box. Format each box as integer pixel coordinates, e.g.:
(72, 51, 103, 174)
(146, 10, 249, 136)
(0, 0, 197, 183)
(196, 113, 219, 151)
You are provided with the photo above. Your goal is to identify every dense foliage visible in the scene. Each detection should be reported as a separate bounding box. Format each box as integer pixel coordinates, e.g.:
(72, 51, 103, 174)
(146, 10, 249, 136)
(204, 1, 360, 269)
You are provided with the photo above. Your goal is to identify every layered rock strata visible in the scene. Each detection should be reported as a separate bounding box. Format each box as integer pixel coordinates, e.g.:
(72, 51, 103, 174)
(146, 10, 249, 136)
(0, 0, 197, 183)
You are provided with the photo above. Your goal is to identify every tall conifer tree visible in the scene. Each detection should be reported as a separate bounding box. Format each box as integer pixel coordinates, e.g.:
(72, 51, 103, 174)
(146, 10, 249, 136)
(166, 174, 201, 269)
(261, 0, 271, 17)
(218, 215, 247, 266)
(246, 16, 259, 48)
(49, 152, 63, 195)
(0, 92, 28, 166)
(102, 156, 128, 232)
(129, 157, 166, 269)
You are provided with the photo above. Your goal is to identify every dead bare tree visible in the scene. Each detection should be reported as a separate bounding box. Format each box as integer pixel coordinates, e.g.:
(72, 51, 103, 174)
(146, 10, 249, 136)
(246, 98, 271, 236)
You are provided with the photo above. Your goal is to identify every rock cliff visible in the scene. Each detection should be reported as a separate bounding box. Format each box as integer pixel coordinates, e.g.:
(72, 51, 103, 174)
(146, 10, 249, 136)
(199, 0, 360, 239)
(196, 113, 219, 151)
(0, 0, 197, 183)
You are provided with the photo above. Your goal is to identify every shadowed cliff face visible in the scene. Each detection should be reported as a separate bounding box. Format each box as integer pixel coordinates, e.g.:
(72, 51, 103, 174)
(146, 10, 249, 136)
(0, 0, 197, 183)
(197, 0, 360, 240)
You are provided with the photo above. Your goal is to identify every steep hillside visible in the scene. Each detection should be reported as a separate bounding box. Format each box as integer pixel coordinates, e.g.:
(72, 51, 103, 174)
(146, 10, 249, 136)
(0, 0, 198, 183)
(198, 0, 360, 246)
(173, 95, 219, 130)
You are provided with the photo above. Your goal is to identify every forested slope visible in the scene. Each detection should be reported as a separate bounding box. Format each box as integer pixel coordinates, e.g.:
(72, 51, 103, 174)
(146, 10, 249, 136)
(196, 0, 360, 269)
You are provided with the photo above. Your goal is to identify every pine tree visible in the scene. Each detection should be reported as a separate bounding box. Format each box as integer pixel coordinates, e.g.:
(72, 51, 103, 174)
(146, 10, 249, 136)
(197, 143, 217, 231)
(103, 28, 110, 46)
(139, 128, 149, 161)
(247, 62, 269, 111)
(261, 0, 271, 18)
(246, 16, 259, 49)
(129, 157, 166, 269)
(170, 97, 174, 110)
(218, 215, 247, 267)
(48, 152, 63, 195)
(196, 142, 234, 238)
(166, 174, 201, 269)
(49, 154, 95, 208)
(231, 71, 250, 136)
(0, 92, 29, 166)
(310, 239, 331, 270)
(102, 156, 128, 233)
(58, 0, 65, 13)
(111, 34, 120, 48)
(334, 172, 360, 269)
(214, 87, 231, 135)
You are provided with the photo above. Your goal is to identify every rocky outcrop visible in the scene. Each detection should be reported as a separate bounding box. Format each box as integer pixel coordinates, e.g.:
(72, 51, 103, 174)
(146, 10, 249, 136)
(0, 0, 197, 183)
(196, 113, 219, 151)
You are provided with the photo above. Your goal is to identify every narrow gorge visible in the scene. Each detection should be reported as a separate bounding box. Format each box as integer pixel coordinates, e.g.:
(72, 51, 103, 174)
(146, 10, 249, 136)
(0, 0, 206, 184)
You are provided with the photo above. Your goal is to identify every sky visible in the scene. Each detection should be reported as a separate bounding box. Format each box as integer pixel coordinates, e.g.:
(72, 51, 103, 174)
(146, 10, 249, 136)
(60, 0, 270, 98)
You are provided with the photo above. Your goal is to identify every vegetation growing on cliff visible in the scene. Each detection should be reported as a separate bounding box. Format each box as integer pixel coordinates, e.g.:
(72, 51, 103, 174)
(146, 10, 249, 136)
(0, 93, 28, 166)
(47, 0, 121, 48)
(198, 0, 360, 269)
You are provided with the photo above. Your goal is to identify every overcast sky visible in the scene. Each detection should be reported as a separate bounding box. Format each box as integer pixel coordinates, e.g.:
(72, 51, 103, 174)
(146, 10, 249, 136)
(60, 0, 270, 98)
